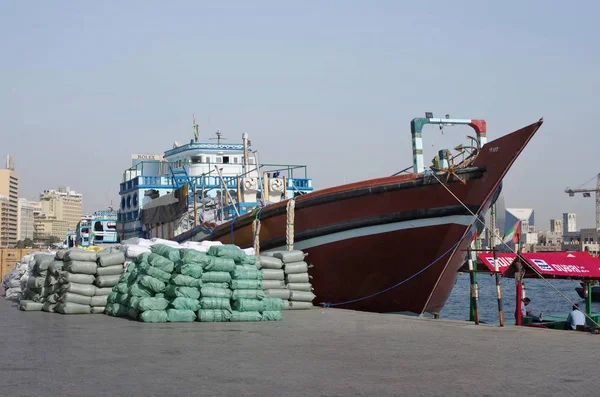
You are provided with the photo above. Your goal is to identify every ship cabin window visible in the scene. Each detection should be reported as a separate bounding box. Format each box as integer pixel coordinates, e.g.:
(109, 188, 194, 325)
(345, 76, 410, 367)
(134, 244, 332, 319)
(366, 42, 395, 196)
(216, 156, 222, 163)
(223, 156, 230, 164)
(233, 157, 238, 164)
(191, 156, 202, 164)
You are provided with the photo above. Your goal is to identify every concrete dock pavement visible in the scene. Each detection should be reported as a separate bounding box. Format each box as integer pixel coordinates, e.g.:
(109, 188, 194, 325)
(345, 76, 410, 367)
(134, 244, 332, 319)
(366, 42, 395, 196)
(0, 299, 598, 397)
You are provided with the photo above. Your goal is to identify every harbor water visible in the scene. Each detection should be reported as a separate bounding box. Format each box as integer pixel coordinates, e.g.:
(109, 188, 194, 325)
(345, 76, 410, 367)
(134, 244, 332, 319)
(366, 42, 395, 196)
(441, 273, 600, 324)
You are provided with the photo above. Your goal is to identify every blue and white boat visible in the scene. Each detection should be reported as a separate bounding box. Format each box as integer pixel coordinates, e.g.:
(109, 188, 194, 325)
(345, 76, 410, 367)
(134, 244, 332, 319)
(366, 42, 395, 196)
(117, 129, 313, 241)
(68, 209, 118, 247)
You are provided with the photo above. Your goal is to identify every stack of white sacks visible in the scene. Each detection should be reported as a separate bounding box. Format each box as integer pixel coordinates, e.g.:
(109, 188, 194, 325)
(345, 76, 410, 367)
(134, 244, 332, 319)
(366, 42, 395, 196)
(18, 248, 126, 314)
(259, 250, 315, 310)
(1, 252, 46, 301)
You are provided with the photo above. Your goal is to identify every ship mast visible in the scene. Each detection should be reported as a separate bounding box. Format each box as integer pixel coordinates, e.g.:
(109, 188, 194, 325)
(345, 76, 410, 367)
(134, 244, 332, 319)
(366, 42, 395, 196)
(210, 130, 226, 145)
(192, 114, 199, 142)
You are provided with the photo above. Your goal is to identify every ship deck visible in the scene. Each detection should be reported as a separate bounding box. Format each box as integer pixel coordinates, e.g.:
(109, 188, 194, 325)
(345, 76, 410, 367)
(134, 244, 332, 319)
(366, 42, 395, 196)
(1, 298, 597, 396)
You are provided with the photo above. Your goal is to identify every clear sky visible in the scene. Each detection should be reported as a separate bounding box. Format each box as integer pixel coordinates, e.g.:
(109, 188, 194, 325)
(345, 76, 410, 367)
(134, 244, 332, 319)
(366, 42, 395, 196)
(1, 0, 599, 230)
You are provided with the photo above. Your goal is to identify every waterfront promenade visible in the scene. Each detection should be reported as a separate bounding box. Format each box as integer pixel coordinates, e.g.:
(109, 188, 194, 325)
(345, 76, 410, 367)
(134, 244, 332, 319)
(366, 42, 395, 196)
(1, 299, 597, 396)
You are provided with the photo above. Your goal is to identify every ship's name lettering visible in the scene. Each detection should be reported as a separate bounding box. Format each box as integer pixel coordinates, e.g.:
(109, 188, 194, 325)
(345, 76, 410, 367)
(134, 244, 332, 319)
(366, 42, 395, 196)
(136, 155, 158, 160)
(489, 147, 499, 153)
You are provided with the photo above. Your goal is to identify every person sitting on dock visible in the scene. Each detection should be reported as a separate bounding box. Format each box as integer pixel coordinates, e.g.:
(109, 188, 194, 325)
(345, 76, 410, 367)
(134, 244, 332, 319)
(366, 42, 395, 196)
(521, 298, 543, 321)
(566, 304, 585, 330)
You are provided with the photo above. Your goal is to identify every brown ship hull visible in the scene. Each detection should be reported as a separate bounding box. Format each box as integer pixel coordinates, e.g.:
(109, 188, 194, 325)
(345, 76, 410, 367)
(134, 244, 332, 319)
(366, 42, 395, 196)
(179, 119, 543, 314)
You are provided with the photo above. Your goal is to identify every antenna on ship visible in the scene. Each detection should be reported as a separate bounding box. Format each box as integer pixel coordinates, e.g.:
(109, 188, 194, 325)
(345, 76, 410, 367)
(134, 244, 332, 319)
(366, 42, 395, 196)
(192, 114, 199, 142)
(210, 130, 226, 145)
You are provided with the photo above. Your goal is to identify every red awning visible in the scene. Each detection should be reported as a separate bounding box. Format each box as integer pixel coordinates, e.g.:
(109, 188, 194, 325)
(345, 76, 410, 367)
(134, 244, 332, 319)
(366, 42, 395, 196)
(476, 251, 600, 279)
(477, 253, 516, 273)
(519, 251, 600, 278)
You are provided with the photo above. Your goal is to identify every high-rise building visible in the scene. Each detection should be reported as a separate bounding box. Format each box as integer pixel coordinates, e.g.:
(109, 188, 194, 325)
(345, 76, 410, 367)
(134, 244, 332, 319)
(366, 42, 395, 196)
(36, 186, 83, 240)
(550, 219, 562, 234)
(17, 198, 41, 241)
(0, 155, 19, 247)
(562, 213, 577, 236)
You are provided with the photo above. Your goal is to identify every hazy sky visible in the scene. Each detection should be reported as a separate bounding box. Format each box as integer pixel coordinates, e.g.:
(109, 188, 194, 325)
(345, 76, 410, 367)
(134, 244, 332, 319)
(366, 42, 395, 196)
(1, 1, 599, 230)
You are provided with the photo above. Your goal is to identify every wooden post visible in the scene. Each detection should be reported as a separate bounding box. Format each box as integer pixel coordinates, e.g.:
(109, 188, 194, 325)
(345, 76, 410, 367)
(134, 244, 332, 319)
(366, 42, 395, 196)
(193, 182, 197, 228)
(283, 175, 287, 200)
(263, 173, 269, 202)
(586, 280, 593, 317)
(469, 248, 478, 322)
(468, 248, 479, 325)
(493, 247, 505, 327)
(515, 250, 523, 326)
(236, 176, 242, 204)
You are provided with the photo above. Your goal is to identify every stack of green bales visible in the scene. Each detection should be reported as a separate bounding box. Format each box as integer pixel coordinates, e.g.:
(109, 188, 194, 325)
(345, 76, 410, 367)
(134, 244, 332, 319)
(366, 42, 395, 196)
(105, 243, 284, 323)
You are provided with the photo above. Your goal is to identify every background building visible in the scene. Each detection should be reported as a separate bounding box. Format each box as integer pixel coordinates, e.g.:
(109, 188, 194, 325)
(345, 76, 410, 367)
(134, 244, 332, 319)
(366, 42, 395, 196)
(549, 219, 562, 233)
(0, 155, 19, 247)
(17, 198, 41, 241)
(35, 186, 83, 241)
(562, 213, 577, 236)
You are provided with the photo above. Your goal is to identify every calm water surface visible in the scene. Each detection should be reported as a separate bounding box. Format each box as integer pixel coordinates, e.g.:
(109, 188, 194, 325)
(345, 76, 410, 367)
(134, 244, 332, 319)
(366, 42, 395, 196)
(441, 273, 600, 324)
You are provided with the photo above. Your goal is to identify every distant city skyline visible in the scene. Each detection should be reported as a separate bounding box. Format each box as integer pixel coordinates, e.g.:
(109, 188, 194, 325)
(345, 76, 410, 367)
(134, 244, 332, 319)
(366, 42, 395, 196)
(2, 1, 599, 229)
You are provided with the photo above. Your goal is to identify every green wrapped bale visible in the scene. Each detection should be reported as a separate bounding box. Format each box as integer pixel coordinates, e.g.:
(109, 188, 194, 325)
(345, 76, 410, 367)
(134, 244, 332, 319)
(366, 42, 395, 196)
(143, 265, 172, 283)
(232, 289, 266, 300)
(127, 308, 139, 320)
(133, 252, 151, 264)
(197, 309, 232, 322)
(200, 286, 232, 299)
(171, 274, 203, 287)
(200, 297, 232, 311)
(261, 311, 283, 321)
(204, 257, 236, 272)
(165, 285, 201, 300)
(230, 279, 262, 290)
(262, 297, 286, 311)
(118, 293, 130, 304)
(179, 249, 211, 266)
(176, 263, 203, 279)
(230, 311, 263, 322)
(167, 308, 196, 322)
(232, 298, 266, 312)
(137, 297, 169, 311)
(148, 253, 175, 273)
(232, 268, 263, 280)
(130, 282, 154, 297)
(170, 297, 200, 311)
(236, 265, 258, 271)
(106, 303, 128, 317)
(128, 296, 142, 310)
(201, 271, 231, 283)
(240, 255, 259, 266)
(106, 291, 120, 304)
(139, 275, 166, 293)
(139, 310, 168, 323)
(207, 244, 245, 261)
(203, 282, 229, 289)
(151, 244, 181, 262)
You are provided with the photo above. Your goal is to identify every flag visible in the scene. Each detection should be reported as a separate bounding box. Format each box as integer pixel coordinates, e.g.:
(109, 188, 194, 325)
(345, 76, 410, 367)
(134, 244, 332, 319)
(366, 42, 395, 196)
(503, 220, 521, 244)
(583, 192, 591, 198)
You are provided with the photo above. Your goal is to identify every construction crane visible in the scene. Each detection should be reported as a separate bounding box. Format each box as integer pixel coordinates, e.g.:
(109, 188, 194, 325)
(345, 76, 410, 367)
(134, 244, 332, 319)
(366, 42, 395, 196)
(565, 173, 600, 230)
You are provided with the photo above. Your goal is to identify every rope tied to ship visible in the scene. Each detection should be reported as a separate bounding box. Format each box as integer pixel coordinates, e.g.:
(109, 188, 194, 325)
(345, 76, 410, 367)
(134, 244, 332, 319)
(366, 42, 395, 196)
(428, 168, 600, 328)
(252, 207, 264, 255)
(286, 199, 295, 251)
(229, 216, 237, 244)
